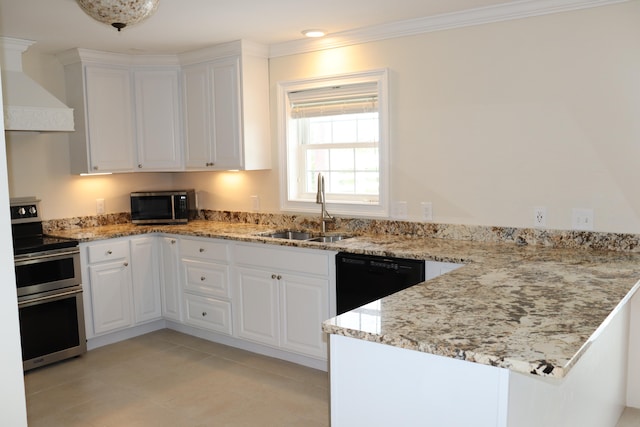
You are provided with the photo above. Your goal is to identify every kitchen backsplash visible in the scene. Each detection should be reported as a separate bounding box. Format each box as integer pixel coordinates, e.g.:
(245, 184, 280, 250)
(43, 209, 640, 253)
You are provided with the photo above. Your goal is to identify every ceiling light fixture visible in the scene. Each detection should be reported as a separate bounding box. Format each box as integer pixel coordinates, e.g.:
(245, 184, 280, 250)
(76, 0, 160, 32)
(302, 29, 326, 38)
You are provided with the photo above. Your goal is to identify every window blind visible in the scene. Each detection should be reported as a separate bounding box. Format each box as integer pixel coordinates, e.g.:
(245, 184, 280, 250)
(289, 82, 378, 118)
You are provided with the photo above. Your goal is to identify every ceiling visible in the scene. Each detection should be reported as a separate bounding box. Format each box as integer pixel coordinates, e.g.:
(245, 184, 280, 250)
(0, 0, 518, 55)
(0, 0, 625, 57)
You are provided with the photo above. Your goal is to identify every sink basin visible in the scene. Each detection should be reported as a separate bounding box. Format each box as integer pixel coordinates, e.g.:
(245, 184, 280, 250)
(262, 230, 313, 240)
(307, 235, 350, 243)
(258, 230, 351, 243)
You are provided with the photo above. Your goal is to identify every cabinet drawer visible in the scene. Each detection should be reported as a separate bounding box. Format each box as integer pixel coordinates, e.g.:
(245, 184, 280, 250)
(184, 294, 232, 335)
(234, 244, 329, 276)
(87, 240, 129, 263)
(183, 259, 230, 298)
(180, 238, 229, 261)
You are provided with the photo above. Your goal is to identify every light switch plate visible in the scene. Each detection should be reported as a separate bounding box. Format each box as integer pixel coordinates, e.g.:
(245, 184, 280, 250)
(96, 198, 105, 215)
(421, 202, 433, 221)
(572, 208, 594, 231)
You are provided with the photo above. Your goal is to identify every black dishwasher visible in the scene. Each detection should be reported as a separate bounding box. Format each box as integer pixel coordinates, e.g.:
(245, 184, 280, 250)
(336, 252, 425, 314)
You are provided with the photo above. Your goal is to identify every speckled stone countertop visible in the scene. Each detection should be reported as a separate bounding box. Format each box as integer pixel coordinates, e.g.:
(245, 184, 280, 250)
(47, 219, 640, 379)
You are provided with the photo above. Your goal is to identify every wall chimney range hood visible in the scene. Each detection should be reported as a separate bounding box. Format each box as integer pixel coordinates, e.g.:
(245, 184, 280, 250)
(0, 37, 74, 132)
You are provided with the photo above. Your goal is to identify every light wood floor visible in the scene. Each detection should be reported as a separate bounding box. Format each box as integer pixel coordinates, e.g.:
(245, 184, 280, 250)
(24, 329, 329, 426)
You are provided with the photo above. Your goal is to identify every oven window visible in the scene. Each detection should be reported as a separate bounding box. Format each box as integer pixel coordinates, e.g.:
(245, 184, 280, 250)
(131, 196, 173, 220)
(19, 296, 80, 361)
(15, 257, 76, 289)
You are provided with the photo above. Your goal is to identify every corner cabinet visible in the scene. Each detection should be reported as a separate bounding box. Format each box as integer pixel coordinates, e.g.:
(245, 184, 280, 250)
(233, 243, 332, 360)
(180, 40, 271, 171)
(58, 49, 183, 174)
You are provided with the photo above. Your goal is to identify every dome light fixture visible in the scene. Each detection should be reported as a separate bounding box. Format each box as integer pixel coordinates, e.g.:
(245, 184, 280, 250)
(302, 29, 326, 38)
(76, 0, 160, 32)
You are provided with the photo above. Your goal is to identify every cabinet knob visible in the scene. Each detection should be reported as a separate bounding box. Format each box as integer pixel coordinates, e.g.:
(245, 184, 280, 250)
(271, 274, 277, 279)
(107, 250, 113, 255)
(123, 262, 129, 267)
(138, 164, 143, 168)
(200, 276, 206, 281)
(93, 166, 99, 171)
(277, 275, 282, 280)
(205, 162, 214, 167)
(199, 248, 205, 253)
(202, 311, 207, 317)
(171, 240, 176, 244)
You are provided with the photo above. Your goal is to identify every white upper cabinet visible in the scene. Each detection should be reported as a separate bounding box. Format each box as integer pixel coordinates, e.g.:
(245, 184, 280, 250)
(58, 49, 183, 174)
(180, 40, 271, 171)
(134, 68, 183, 171)
(59, 40, 270, 174)
(64, 63, 136, 173)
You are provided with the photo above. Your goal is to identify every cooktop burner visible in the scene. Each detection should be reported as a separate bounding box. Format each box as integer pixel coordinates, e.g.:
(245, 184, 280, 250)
(10, 197, 79, 256)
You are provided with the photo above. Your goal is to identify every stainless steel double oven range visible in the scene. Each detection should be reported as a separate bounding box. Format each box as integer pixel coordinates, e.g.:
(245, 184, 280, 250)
(11, 197, 86, 371)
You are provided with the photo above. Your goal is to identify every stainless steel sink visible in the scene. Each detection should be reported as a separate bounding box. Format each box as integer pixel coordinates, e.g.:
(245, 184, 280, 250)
(307, 235, 349, 243)
(258, 230, 351, 243)
(262, 230, 313, 240)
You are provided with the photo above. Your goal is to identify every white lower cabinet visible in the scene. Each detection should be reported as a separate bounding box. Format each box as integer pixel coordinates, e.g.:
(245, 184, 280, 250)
(180, 237, 232, 335)
(233, 243, 331, 360)
(83, 236, 162, 337)
(130, 237, 162, 323)
(81, 234, 335, 364)
(159, 236, 182, 321)
(85, 239, 133, 336)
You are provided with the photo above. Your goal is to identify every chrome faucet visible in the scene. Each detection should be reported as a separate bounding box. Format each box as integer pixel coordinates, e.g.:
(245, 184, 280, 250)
(316, 173, 334, 233)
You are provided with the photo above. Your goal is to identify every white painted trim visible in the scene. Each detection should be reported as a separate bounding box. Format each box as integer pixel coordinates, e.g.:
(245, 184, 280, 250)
(277, 69, 390, 218)
(269, 0, 628, 57)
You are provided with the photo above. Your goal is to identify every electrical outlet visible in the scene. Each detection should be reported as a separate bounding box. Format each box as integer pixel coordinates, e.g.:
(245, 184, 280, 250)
(572, 208, 594, 231)
(96, 198, 105, 215)
(421, 202, 433, 221)
(533, 207, 546, 227)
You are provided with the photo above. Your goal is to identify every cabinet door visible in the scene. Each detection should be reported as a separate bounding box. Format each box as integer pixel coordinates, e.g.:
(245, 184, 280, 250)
(210, 56, 242, 169)
(183, 63, 213, 169)
(134, 69, 182, 170)
(88, 260, 132, 335)
(130, 237, 162, 323)
(235, 267, 279, 346)
(84, 66, 136, 172)
(280, 273, 329, 358)
(159, 236, 182, 321)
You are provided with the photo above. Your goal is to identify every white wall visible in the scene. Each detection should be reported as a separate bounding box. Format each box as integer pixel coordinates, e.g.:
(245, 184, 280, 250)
(0, 69, 28, 426)
(7, 1, 640, 233)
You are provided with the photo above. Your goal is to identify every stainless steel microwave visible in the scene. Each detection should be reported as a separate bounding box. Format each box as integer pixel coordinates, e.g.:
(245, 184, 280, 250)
(130, 190, 196, 224)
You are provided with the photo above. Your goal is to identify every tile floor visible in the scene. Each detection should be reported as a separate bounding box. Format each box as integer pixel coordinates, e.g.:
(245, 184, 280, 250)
(617, 407, 640, 427)
(24, 329, 329, 426)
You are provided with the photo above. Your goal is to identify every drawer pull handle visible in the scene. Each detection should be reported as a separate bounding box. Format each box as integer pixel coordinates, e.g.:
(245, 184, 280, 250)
(107, 250, 113, 255)
(202, 311, 207, 317)
(200, 276, 206, 281)
(199, 248, 205, 253)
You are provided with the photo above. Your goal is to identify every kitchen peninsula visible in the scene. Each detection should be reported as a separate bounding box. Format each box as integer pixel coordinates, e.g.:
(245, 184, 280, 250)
(46, 216, 640, 427)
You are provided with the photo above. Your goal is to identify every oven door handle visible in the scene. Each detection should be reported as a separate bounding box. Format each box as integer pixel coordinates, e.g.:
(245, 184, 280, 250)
(14, 249, 79, 266)
(18, 287, 83, 307)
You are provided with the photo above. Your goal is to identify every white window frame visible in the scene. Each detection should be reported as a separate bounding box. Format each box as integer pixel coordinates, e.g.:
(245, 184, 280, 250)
(277, 69, 389, 217)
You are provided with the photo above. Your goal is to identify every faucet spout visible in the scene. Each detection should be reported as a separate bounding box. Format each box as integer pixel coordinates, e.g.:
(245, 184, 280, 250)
(316, 173, 334, 233)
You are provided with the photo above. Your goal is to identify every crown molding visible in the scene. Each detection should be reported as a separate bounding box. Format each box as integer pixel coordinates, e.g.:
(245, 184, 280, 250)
(269, 0, 628, 58)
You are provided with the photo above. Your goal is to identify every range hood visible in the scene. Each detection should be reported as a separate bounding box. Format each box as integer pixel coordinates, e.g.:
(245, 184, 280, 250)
(0, 37, 74, 132)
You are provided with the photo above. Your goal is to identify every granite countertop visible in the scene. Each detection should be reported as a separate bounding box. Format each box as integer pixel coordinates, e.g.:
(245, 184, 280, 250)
(49, 219, 640, 379)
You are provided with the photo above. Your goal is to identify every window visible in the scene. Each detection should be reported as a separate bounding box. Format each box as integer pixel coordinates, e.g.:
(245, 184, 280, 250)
(277, 69, 389, 217)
